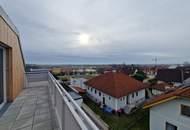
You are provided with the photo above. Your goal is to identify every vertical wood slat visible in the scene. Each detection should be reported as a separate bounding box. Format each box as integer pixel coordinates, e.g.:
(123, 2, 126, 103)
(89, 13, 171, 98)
(0, 15, 25, 101)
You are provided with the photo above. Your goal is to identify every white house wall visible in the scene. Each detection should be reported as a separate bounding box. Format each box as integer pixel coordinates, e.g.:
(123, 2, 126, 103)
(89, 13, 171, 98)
(86, 87, 117, 110)
(86, 86, 145, 111)
(70, 78, 87, 89)
(116, 97, 126, 110)
(152, 89, 163, 96)
(117, 89, 146, 110)
(128, 89, 145, 104)
(150, 99, 190, 130)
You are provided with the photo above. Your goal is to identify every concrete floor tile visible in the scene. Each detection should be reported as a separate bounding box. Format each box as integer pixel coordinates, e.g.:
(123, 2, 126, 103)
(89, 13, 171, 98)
(3, 109, 20, 117)
(20, 107, 35, 114)
(12, 117, 33, 130)
(0, 115, 17, 125)
(33, 120, 52, 130)
(33, 113, 51, 124)
(0, 83, 59, 130)
(12, 125, 32, 130)
(0, 122, 13, 130)
(16, 112, 34, 120)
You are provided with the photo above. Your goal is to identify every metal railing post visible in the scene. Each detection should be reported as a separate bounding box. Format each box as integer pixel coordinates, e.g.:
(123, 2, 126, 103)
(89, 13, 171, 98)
(62, 98, 66, 130)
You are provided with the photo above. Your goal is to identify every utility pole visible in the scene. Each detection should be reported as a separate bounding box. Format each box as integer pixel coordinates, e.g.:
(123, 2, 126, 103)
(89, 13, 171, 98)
(152, 58, 158, 65)
(152, 58, 158, 75)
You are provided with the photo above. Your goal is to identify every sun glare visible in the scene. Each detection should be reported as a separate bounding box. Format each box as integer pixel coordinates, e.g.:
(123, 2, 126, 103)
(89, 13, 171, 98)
(78, 33, 90, 45)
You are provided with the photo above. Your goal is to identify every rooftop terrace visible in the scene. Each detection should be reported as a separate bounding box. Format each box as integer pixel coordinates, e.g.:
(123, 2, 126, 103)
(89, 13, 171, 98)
(0, 71, 99, 130)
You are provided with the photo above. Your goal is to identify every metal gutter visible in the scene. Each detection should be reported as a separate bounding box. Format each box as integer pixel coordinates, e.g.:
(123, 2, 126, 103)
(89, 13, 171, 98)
(143, 96, 179, 109)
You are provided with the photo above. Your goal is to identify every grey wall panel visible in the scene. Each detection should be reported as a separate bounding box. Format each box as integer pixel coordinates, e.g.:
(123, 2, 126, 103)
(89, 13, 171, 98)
(0, 48, 3, 104)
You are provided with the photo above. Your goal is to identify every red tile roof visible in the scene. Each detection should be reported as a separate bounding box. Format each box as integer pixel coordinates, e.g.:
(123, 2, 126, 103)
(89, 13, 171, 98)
(150, 82, 173, 91)
(144, 86, 190, 108)
(73, 86, 86, 93)
(85, 72, 148, 98)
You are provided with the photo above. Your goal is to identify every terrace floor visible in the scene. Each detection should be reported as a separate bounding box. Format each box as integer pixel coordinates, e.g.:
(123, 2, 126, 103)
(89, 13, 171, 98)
(0, 81, 60, 130)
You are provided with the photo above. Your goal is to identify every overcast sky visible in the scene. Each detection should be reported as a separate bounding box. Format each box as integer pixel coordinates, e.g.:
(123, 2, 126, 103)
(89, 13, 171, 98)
(1, 0, 190, 64)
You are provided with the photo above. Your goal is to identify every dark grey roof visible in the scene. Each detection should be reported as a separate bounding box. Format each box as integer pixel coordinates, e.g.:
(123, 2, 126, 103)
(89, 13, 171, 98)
(68, 91, 82, 100)
(156, 69, 183, 83)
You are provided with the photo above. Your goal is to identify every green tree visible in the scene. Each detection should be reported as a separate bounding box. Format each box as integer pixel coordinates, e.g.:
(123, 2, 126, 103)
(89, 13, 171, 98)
(132, 71, 147, 81)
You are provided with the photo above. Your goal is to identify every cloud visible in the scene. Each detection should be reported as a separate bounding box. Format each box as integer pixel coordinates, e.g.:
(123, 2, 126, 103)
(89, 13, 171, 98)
(1, 0, 190, 64)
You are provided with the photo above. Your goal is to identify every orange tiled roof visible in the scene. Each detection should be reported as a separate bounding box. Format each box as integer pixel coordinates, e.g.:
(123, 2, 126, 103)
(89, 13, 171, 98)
(85, 72, 148, 98)
(144, 86, 190, 108)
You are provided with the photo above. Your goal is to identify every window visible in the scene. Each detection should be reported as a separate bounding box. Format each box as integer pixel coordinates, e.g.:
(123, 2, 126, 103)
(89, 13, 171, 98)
(95, 90, 97, 94)
(88, 87, 89, 90)
(109, 96, 111, 100)
(166, 122, 177, 130)
(181, 105, 190, 117)
(99, 92, 101, 96)
(136, 92, 138, 96)
(91, 88, 93, 92)
(0, 48, 5, 105)
(126, 96, 129, 104)
(132, 93, 134, 98)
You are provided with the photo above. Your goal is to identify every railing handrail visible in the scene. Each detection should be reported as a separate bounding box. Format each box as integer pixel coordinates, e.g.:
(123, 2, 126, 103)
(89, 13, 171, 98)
(50, 75, 88, 130)
(48, 72, 99, 130)
(26, 71, 49, 74)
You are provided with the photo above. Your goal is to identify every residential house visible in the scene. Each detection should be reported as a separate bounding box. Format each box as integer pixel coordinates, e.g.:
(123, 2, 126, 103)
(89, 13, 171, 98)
(181, 67, 190, 80)
(72, 86, 86, 94)
(70, 77, 87, 89)
(85, 72, 148, 113)
(148, 82, 175, 98)
(183, 77, 190, 86)
(156, 68, 190, 86)
(84, 68, 97, 74)
(144, 87, 190, 130)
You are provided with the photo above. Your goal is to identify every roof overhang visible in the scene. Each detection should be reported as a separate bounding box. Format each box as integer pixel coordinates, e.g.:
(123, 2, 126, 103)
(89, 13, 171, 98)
(0, 6, 26, 69)
(143, 96, 179, 109)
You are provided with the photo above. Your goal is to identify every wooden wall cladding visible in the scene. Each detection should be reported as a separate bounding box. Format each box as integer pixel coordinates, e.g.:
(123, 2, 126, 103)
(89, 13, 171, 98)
(0, 16, 25, 101)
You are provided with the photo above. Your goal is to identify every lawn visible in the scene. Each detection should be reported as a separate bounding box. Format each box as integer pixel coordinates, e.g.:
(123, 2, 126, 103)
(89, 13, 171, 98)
(83, 96, 149, 130)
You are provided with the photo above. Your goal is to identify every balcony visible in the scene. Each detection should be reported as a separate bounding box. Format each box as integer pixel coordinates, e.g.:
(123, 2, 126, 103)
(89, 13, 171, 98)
(0, 71, 99, 130)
